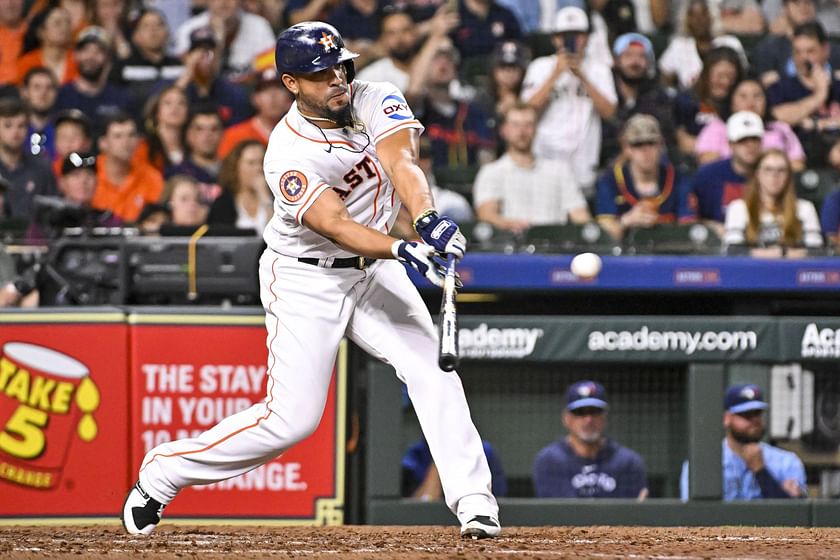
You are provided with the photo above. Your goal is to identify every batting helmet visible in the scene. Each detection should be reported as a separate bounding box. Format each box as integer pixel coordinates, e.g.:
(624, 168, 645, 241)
(275, 22, 359, 82)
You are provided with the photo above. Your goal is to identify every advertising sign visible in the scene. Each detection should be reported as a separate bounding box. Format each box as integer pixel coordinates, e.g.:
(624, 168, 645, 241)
(128, 312, 345, 524)
(0, 311, 129, 516)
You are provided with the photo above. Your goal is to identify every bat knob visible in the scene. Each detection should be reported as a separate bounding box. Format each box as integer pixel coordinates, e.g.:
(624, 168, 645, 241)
(439, 355, 458, 372)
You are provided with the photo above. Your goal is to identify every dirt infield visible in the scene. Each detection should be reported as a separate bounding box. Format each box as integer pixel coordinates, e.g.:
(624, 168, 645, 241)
(3, 525, 840, 559)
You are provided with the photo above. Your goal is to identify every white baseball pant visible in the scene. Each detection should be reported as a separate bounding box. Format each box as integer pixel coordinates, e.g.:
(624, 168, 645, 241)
(138, 249, 498, 523)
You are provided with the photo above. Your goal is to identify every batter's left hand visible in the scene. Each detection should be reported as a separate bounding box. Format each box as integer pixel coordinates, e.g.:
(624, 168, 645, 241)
(413, 210, 466, 258)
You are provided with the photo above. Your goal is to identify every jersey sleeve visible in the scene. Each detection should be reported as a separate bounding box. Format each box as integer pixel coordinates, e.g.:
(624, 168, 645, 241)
(356, 81, 424, 145)
(264, 160, 332, 225)
(798, 199, 824, 247)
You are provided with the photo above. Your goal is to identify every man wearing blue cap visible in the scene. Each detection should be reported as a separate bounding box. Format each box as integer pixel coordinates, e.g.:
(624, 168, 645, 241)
(680, 384, 806, 500)
(601, 32, 674, 164)
(533, 380, 648, 498)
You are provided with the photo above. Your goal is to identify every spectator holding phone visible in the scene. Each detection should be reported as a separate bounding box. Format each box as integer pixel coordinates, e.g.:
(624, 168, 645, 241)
(522, 6, 616, 196)
(768, 21, 840, 166)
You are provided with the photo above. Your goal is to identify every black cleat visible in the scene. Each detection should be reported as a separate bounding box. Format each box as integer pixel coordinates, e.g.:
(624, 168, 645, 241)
(121, 481, 164, 535)
(460, 515, 501, 539)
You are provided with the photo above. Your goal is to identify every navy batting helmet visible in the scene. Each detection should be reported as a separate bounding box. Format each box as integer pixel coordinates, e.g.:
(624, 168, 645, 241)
(275, 22, 359, 82)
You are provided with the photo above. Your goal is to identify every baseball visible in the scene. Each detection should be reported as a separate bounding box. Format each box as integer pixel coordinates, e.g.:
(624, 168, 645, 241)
(570, 252, 602, 279)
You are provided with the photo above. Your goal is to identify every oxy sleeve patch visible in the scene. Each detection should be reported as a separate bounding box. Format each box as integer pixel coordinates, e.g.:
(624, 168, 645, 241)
(279, 170, 308, 203)
(381, 94, 413, 121)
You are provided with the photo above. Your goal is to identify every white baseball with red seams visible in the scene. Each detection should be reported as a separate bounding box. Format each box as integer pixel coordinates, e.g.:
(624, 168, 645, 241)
(135, 80, 498, 529)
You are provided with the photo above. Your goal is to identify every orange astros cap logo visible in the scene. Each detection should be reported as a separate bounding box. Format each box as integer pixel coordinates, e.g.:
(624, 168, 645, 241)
(0, 342, 100, 489)
(318, 32, 337, 51)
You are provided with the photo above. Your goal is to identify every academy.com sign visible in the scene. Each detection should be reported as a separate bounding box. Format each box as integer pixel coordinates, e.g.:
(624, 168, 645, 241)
(459, 323, 543, 358)
(587, 326, 758, 355)
(801, 323, 840, 358)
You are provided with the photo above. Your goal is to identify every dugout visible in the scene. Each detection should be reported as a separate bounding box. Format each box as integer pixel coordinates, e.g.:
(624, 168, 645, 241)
(357, 315, 840, 527)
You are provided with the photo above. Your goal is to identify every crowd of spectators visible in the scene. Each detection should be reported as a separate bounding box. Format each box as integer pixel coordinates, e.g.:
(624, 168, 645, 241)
(2, 0, 840, 262)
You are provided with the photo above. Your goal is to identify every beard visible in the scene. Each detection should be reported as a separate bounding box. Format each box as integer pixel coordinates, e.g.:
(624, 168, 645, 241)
(326, 101, 354, 128)
(390, 44, 416, 63)
(618, 67, 647, 86)
(79, 63, 106, 83)
(729, 426, 764, 444)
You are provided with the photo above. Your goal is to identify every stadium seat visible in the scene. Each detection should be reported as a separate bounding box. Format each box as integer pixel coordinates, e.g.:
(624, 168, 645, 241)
(624, 223, 722, 255)
(523, 222, 617, 254)
(460, 221, 519, 253)
(795, 167, 838, 212)
(434, 165, 480, 197)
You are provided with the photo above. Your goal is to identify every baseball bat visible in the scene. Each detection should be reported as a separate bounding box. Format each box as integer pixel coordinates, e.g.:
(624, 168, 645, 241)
(438, 254, 459, 372)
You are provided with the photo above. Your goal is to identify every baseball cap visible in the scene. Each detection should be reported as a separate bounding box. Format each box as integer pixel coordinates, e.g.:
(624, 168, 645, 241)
(727, 111, 765, 143)
(61, 152, 97, 176)
(492, 40, 530, 67)
(623, 114, 662, 144)
(566, 380, 608, 411)
(255, 68, 284, 91)
(725, 384, 769, 414)
(189, 26, 217, 51)
(553, 6, 589, 33)
(76, 26, 111, 50)
(613, 32, 654, 58)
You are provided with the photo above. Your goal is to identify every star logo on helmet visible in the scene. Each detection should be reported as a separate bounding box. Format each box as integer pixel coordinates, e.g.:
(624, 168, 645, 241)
(318, 32, 337, 52)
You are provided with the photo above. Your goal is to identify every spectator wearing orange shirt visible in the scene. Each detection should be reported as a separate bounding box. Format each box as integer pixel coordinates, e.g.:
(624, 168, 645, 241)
(0, 0, 27, 85)
(92, 113, 163, 222)
(217, 69, 293, 159)
(17, 5, 78, 86)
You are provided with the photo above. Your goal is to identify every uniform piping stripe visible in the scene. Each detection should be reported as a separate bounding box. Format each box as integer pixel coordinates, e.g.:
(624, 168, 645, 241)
(373, 120, 421, 144)
(139, 256, 281, 474)
(285, 120, 355, 147)
(367, 164, 383, 226)
(295, 183, 329, 223)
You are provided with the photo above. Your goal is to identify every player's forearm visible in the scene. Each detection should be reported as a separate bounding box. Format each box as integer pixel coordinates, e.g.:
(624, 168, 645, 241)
(317, 218, 401, 259)
(391, 162, 436, 221)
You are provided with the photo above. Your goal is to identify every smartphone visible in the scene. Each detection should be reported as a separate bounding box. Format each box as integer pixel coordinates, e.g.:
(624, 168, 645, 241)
(447, 0, 458, 10)
(563, 33, 577, 54)
(804, 60, 813, 75)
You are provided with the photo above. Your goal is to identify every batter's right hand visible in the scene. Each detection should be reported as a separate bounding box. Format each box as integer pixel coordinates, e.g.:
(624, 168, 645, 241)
(391, 240, 445, 287)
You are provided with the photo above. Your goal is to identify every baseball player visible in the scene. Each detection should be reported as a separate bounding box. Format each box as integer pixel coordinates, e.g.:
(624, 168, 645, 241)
(122, 22, 500, 540)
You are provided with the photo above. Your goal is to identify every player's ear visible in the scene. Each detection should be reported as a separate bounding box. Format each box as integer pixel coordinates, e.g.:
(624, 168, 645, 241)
(281, 74, 298, 96)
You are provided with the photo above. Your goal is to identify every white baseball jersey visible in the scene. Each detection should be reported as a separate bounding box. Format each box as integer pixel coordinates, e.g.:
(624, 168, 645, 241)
(135, 79, 498, 530)
(521, 55, 616, 189)
(263, 80, 423, 258)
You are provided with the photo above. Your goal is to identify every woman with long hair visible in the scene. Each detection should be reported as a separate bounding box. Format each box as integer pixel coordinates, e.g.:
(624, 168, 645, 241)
(673, 46, 742, 157)
(724, 149, 822, 257)
(135, 85, 188, 171)
(207, 140, 273, 235)
(695, 78, 805, 170)
(16, 4, 78, 85)
(659, 0, 745, 89)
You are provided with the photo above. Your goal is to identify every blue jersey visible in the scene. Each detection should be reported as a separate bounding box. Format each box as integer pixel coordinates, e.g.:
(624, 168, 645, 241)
(533, 439, 647, 498)
(690, 158, 747, 222)
(767, 70, 840, 118)
(680, 439, 806, 500)
(821, 189, 840, 237)
(595, 161, 696, 223)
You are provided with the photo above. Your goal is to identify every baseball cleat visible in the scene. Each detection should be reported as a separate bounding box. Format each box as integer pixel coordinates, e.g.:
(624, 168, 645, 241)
(460, 515, 501, 539)
(121, 481, 164, 535)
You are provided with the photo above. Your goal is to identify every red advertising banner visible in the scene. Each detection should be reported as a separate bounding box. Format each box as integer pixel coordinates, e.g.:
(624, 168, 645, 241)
(0, 311, 129, 516)
(128, 312, 345, 524)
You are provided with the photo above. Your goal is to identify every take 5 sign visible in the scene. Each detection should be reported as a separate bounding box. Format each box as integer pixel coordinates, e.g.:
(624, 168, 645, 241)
(0, 311, 129, 516)
(0, 310, 345, 524)
(128, 312, 346, 524)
